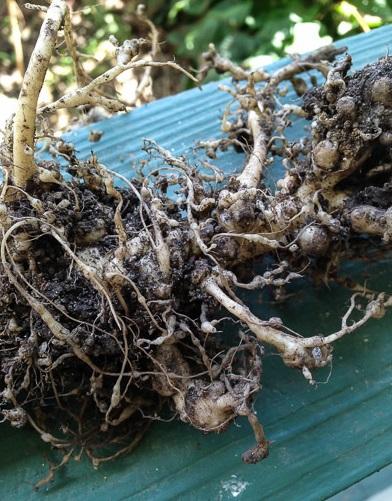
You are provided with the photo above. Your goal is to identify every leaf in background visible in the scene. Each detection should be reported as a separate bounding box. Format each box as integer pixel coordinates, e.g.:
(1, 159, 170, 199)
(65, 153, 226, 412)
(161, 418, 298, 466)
(168, 0, 252, 57)
(168, 0, 210, 22)
(218, 32, 258, 61)
(211, 0, 252, 26)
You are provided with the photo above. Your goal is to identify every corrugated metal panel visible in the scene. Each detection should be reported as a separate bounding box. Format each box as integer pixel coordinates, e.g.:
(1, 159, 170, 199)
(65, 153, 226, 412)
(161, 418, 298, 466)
(1, 25, 392, 501)
(61, 25, 392, 179)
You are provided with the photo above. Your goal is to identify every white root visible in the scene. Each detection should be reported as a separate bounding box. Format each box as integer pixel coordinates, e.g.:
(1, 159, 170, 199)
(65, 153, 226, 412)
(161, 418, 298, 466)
(203, 276, 390, 372)
(202, 277, 327, 369)
(11, 1, 198, 187)
(12, 0, 68, 187)
(237, 110, 268, 189)
(39, 60, 198, 114)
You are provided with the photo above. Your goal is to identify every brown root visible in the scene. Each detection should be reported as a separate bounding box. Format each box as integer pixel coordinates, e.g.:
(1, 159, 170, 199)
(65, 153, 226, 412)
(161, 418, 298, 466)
(1, 5, 392, 480)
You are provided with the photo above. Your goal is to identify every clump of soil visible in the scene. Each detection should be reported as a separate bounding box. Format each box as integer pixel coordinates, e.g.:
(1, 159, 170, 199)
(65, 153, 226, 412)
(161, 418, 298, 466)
(1, 3, 392, 482)
(0, 152, 265, 466)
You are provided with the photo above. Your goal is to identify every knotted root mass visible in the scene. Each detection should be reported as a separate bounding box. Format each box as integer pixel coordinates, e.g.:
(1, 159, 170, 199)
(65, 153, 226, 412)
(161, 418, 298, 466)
(1, 2, 392, 480)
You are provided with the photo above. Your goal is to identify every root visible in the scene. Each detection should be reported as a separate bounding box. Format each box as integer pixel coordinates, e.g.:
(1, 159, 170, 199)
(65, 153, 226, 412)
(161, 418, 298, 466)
(12, 0, 67, 187)
(237, 110, 269, 189)
(39, 60, 198, 115)
(203, 275, 389, 377)
(1, 4, 392, 478)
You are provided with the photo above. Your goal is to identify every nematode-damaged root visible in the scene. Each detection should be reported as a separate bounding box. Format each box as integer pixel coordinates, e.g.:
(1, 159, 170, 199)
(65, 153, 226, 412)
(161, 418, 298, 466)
(1, 2, 392, 481)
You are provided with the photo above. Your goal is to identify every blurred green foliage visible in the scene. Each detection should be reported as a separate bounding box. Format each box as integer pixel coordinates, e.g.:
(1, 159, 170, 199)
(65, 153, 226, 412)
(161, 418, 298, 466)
(1, 0, 391, 99)
(154, 0, 391, 63)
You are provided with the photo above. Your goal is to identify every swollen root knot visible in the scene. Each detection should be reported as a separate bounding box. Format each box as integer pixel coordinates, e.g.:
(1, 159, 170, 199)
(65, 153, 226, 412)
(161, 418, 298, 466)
(281, 343, 332, 370)
(2, 407, 27, 428)
(242, 441, 269, 464)
(191, 259, 212, 285)
(367, 296, 387, 319)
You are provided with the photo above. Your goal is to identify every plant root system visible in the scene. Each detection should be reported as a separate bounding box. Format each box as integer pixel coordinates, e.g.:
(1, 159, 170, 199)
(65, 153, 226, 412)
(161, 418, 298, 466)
(1, 2, 392, 480)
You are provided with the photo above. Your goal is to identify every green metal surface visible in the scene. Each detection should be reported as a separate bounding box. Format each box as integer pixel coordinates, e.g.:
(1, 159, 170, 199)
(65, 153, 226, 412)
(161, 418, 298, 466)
(1, 26, 392, 500)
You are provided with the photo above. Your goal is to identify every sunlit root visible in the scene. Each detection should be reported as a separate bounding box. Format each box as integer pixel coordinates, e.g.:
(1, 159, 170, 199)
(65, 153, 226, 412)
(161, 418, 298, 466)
(12, 0, 67, 187)
(8, 1, 197, 189)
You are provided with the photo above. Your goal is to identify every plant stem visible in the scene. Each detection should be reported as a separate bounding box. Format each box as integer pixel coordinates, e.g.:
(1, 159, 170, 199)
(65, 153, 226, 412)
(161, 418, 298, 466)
(12, 0, 67, 188)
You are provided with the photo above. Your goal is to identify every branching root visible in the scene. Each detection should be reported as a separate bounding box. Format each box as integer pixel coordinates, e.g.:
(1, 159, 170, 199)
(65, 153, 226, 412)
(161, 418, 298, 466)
(1, 3, 392, 480)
